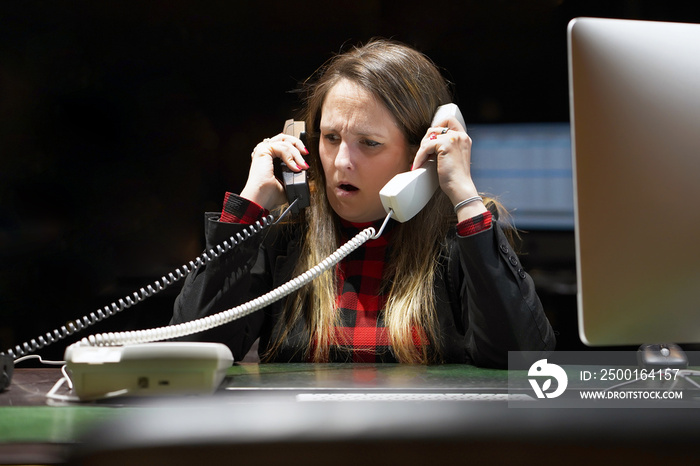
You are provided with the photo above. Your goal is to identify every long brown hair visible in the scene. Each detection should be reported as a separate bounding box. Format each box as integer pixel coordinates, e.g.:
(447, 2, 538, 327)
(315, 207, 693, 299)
(264, 39, 462, 363)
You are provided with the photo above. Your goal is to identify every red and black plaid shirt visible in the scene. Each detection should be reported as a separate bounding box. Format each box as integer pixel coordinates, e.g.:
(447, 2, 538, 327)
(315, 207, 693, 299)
(221, 192, 492, 362)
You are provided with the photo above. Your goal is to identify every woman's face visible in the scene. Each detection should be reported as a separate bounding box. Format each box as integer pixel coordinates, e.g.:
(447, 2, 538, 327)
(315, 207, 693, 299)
(319, 78, 413, 223)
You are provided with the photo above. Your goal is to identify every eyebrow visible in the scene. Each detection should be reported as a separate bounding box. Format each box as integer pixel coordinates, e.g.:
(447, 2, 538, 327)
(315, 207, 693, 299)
(320, 124, 388, 139)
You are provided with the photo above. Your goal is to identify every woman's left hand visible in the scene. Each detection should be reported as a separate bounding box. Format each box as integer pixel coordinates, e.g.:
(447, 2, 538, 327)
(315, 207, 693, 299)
(411, 116, 487, 220)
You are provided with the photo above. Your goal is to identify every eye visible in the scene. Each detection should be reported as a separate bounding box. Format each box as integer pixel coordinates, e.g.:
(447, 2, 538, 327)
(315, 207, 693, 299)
(323, 133, 340, 143)
(361, 139, 382, 148)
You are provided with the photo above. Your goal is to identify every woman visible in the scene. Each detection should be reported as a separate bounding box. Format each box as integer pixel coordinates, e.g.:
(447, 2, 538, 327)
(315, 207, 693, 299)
(171, 39, 555, 367)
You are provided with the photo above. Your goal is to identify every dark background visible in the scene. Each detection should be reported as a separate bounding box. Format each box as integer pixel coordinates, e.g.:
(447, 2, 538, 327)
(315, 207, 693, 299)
(2, 1, 700, 361)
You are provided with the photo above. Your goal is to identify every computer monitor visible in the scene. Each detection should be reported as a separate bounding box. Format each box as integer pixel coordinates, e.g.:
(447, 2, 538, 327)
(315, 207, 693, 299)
(568, 17, 700, 346)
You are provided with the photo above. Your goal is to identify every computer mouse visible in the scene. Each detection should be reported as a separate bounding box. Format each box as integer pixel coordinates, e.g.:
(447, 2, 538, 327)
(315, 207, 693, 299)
(637, 343, 688, 369)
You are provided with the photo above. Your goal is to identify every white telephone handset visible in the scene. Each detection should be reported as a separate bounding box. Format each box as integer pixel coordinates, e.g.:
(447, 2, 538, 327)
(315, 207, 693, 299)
(379, 104, 466, 222)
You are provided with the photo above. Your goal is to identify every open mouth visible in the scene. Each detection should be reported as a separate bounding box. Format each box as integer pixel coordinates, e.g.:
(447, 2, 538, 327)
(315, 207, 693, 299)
(339, 184, 359, 192)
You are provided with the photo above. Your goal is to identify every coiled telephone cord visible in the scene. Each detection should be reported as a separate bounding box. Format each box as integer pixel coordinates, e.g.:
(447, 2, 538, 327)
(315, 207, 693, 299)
(82, 222, 384, 346)
(3, 212, 277, 359)
(5, 204, 392, 355)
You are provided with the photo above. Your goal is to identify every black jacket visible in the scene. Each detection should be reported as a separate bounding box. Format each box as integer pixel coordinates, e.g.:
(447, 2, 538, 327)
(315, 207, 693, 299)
(171, 213, 556, 368)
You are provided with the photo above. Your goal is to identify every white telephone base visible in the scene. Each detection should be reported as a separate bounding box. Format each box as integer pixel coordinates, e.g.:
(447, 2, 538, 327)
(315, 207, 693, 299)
(64, 342, 233, 401)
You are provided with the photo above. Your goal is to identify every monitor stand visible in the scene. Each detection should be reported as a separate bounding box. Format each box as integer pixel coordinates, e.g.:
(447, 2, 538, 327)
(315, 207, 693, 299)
(637, 343, 688, 369)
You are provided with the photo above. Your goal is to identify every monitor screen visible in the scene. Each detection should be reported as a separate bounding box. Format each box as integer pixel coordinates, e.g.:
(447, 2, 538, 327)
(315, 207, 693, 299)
(568, 17, 700, 346)
(469, 123, 573, 231)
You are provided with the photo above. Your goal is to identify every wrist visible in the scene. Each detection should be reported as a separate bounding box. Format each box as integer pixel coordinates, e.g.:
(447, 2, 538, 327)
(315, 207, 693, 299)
(447, 182, 487, 222)
(445, 177, 479, 206)
(240, 184, 280, 212)
(455, 199, 488, 223)
(453, 195, 483, 213)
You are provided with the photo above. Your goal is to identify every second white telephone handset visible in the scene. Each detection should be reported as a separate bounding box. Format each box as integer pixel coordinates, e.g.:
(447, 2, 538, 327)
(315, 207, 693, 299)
(379, 103, 466, 222)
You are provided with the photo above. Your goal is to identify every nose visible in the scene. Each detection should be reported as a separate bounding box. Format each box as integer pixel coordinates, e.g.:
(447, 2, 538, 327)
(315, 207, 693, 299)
(334, 140, 354, 171)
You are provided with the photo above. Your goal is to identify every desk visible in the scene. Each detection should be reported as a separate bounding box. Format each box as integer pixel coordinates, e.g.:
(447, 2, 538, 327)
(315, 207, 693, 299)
(0, 364, 506, 464)
(2, 364, 700, 465)
(2, 363, 509, 406)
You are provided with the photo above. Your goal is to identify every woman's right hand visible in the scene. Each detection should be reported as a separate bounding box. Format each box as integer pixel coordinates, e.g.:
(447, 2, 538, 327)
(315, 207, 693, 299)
(240, 133, 309, 211)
